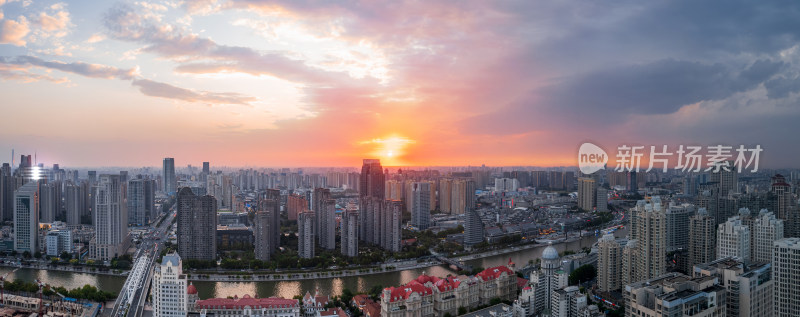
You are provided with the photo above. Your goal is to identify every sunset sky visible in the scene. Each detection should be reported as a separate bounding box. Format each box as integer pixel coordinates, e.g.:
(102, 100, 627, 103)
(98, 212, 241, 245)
(1, 0, 799, 168)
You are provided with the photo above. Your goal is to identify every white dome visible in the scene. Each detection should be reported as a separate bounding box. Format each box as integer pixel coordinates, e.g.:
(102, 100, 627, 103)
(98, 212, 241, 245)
(542, 245, 559, 260)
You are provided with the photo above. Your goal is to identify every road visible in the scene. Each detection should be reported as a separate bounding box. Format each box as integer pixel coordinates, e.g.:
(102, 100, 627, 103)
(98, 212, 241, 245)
(108, 206, 176, 317)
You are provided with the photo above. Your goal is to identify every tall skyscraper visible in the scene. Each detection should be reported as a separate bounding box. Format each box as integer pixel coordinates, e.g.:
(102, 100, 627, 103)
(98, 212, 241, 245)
(410, 182, 431, 230)
(287, 193, 307, 221)
(688, 208, 716, 268)
(0, 163, 12, 222)
(597, 234, 622, 292)
(341, 209, 359, 257)
(202, 162, 210, 174)
(710, 163, 738, 197)
(254, 209, 275, 261)
(771, 174, 799, 238)
(127, 176, 155, 225)
(38, 182, 58, 223)
(177, 187, 217, 261)
(359, 159, 384, 241)
(577, 177, 596, 212)
(163, 157, 176, 194)
(313, 188, 334, 249)
(13, 182, 38, 253)
(665, 203, 695, 252)
(773, 238, 800, 317)
(65, 182, 83, 226)
(298, 211, 315, 259)
(262, 189, 281, 251)
(153, 253, 188, 317)
(359, 159, 385, 199)
(464, 208, 484, 246)
(382, 200, 402, 252)
(751, 209, 783, 263)
(717, 216, 751, 263)
(438, 178, 452, 214)
(94, 174, 129, 261)
(629, 198, 666, 283)
(319, 198, 336, 250)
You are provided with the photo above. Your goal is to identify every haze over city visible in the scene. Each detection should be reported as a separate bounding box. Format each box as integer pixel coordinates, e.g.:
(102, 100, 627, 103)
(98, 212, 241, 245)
(2, 0, 800, 167)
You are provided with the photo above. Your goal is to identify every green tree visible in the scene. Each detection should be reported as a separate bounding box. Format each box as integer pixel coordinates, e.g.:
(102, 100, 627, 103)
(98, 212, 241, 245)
(568, 264, 597, 285)
(60, 251, 72, 260)
(458, 307, 467, 315)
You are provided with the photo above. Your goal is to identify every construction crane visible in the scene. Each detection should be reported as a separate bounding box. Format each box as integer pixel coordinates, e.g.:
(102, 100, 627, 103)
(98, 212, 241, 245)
(0, 268, 19, 305)
(36, 279, 44, 316)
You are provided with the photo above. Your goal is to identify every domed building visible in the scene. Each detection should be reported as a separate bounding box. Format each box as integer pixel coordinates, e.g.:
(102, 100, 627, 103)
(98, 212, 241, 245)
(515, 244, 567, 316)
(187, 283, 199, 311)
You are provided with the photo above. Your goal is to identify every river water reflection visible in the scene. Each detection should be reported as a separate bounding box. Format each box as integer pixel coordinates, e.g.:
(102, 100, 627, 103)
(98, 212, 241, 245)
(0, 227, 626, 300)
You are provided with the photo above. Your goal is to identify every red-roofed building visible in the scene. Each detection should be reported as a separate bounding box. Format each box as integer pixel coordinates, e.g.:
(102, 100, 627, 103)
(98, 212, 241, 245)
(364, 302, 381, 317)
(381, 281, 434, 317)
(195, 295, 300, 317)
(516, 277, 528, 290)
(380, 264, 518, 317)
(303, 290, 330, 317)
(318, 307, 348, 317)
(475, 266, 518, 304)
(352, 294, 372, 310)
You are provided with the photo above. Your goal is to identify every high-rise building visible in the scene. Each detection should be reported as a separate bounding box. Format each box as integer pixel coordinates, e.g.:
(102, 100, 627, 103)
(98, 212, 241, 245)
(770, 174, 799, 238)
(298, 211, 315, 259)
(177, 187, 217, 261)
(163, 157, 176, 194)
(0, 163, 13, 222)
(688, 208, 716, 268)
(665, 203, 695, 252)
(65, 182, 83, 226)
(464, 208, 484, 246)
(153, 253, 188, 317)
(341, 209, 359, 257)
(13, 182, 39, 253)
(312, 188, 335, 250)
(717, 216, 750, 263)
(577, 177, 596, 212)
(359, 159, 385, 199)
(202, 162, 210, 174)
(751, 209, 783, 263)
(621, 240, 637, 286)
(628, 198, 666, 283)
(550, 286, 586, 317)
(710, 163, 738, 197)
(438, 178, 452, 214)
(319, 198, 336, 250)
(595, 186, 608, 212)
(45, 230, 72, 256)
(287, 194, 307, 221)
(449, 179, 475, 215)
(382, 200, 402, 252)
(411, 182, 431, 230)
(693, 257, 773, 317)
(94, 175, 129, 261)
(254, 209, 275, 261)
(127, 176, 156, 225)
(262, 189, 281, 251)
(38, 182, 58, 223)
(773, 238, 800, 317)
(597, 234, 622, 292)
(624, 273, 726, 317)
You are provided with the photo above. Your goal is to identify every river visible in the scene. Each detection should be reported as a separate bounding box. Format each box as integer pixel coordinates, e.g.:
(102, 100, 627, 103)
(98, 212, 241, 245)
(0, 227, 626, 300)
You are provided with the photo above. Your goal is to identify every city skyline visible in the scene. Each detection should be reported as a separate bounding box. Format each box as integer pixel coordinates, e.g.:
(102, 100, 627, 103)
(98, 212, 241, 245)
(2, 1, 800, 167)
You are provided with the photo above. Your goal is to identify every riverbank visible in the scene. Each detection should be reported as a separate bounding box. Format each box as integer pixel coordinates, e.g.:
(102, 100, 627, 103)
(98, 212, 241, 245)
(0, 261, 128, 277)
(186, 238, 578, 282)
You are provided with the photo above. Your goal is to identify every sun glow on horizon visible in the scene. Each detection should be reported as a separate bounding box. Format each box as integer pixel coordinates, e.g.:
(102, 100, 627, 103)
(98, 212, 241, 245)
(360, 135, 415, 165)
